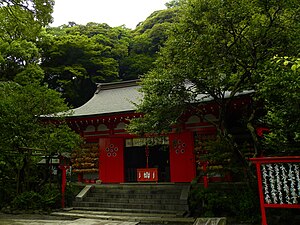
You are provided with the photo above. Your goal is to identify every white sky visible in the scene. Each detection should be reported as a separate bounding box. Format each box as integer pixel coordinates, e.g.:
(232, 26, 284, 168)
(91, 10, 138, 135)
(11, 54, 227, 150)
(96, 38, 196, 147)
(51, 0, 169, 29)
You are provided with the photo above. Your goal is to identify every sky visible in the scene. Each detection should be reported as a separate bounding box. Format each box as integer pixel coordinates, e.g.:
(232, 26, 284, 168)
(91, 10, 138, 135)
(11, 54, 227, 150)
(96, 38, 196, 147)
(51, 0, 169, 29)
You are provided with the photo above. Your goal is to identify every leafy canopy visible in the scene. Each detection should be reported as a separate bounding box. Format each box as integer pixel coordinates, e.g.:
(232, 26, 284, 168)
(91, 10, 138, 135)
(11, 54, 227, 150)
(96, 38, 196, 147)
(121, 8, 178, 80)
(0, 82, 81, 154)
(130, 0, 300, 155)
(0, 0, 54, 82)
(257, 57, 300, 154)
(40, 23, 132, 107)
(0, 81, 81, 202)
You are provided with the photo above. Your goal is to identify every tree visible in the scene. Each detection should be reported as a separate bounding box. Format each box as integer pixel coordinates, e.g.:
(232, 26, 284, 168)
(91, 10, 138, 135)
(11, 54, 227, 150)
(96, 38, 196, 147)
(0, 0, 54, 27)
(0, 39, 41, 81)
(0, 0, 81, 209)
(120, 8, 179, 80)
(0, 81, 81, 202)
(129, 0, 300, 177)
(0, 0, 54, 41)
(40, 23, 132, 107)
(40, 12, 179, 107)
(257, 57, 300, 155)
(165, 0, 181, 8)
(0, 0, 54, 81)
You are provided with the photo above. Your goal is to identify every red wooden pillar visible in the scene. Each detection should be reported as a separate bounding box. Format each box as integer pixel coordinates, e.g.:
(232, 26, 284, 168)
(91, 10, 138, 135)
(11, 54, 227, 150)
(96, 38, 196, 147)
(58, 165, 70, 208)
(255, 162, 267, 225)
(202, 162, 209, 188)
(77, 173, 83, 182)
(169, 131, 196, 182)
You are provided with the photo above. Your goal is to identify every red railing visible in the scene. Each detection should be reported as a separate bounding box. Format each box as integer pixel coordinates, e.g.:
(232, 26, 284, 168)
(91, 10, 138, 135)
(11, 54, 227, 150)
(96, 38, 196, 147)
(250, 156, 300, 225)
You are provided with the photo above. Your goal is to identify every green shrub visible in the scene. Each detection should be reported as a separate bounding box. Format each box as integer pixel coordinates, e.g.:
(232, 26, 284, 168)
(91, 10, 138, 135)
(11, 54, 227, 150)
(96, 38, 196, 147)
(12, 191, 43, 210)
(189, 184, 260, 223)
(11, 184, 61, 210)
(39, 183, 61, 209)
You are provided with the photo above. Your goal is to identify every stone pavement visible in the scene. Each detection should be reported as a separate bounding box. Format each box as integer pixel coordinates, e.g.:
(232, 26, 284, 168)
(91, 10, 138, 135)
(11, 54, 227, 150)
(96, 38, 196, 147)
(51, 209, 195, 224)
(0, 211, 226, 225)
(0, 217, 138, 225)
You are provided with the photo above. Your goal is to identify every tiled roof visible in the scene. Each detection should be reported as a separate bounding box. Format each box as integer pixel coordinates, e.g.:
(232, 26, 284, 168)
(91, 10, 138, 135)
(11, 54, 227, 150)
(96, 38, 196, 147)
(68, 79, 254, 118)
(69, 80, 142, 117)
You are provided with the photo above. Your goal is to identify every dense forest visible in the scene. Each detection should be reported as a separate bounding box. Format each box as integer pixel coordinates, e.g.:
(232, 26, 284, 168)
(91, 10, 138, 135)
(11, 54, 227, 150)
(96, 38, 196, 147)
(1, 2, 178, 107)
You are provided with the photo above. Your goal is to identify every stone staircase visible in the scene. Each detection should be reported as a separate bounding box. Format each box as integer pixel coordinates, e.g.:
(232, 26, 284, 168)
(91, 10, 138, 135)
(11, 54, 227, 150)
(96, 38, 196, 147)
(51, 210, 226, 225)
(51, 209, 195, 224)
(72, 183, 190, 215)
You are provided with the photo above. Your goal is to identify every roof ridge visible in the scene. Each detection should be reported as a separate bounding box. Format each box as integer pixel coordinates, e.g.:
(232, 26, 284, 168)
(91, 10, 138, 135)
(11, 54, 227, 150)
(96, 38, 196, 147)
(96, 79, 140, 93)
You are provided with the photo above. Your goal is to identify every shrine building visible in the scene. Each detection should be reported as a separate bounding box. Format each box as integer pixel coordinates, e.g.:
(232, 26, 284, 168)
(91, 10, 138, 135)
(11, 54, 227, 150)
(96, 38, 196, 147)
(66, 79, 253, 184)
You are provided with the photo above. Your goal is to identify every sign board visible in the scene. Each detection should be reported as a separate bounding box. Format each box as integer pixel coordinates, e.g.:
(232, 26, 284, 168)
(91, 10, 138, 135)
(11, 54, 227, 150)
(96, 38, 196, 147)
(137, 168, 158, 182)
(250, 156, 300, 225)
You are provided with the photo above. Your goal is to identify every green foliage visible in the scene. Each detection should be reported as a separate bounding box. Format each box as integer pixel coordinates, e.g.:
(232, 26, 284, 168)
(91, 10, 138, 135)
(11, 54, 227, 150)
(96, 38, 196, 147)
(9, 182, 80, 210)
(119, 53, 154, 80)
(165, 0, 299, 96)
(14, 64, 44, 85)
(0, 0, 82, 211)
(0, 81, 82, 152)
(120, 8, 178, 80)
(0, 1, 54, 83)
(0, 166, 15, 208)
(128, 66, 191, 135)
(0, 81, 81, 206)
(257, 57, 300, 154)
(0, 82, 67, 144)
(38, 9, 177, 106)
(11, 184, 61, 210)
(39, 183, 61, 209)
(200, 137, 241, 177)
(40, 15, 178, 106)
(40, 23, 132, 107)
(12, 191, 43, 210)
(129, 0, 300, 173)
(0, 0, 54, 40)
(189, 185, 260, 223)
(165, 0, 182, 8)
(135, 9, 177, 34)
(0, 39, 41, 81)
(64, 183, 82, 207)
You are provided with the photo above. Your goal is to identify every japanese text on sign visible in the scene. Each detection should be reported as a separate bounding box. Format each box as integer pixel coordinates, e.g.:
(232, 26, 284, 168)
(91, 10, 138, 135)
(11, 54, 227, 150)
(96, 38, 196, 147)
(137, 168, 158, 182)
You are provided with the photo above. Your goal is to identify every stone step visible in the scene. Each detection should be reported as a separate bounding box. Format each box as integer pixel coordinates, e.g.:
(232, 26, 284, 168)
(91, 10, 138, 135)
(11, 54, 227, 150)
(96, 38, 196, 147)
(74, 184, 190, 216)
(193, 218, 226, 225)
(71, 209, 179, 217)
(71, 207, 183, 215)
(89, 184, 182, 189)
(51, 209, 195, 224)
(73, 201, 187, 211)
(87, 193, 181, 199)
(82, 196, 186, 205)
(91, 188, 181, 195)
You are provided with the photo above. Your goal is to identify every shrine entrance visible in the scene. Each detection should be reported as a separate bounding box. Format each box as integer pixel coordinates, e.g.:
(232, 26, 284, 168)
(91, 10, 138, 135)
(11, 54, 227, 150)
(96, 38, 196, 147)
(124, 137, 170, 182)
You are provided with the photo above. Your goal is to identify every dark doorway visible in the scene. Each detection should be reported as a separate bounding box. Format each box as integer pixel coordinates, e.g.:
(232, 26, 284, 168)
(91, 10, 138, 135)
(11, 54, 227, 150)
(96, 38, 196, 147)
(124, 145, 170, 182)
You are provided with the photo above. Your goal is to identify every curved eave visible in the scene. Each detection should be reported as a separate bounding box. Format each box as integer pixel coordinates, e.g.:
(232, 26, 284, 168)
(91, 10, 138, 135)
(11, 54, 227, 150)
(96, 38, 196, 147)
(66, 110, 138, 120)
(69, 80, 142, 118)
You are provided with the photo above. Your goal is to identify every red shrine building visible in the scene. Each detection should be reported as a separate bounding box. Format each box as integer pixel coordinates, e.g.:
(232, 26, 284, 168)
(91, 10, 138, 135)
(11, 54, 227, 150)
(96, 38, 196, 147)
(66, 80, 253, 184)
